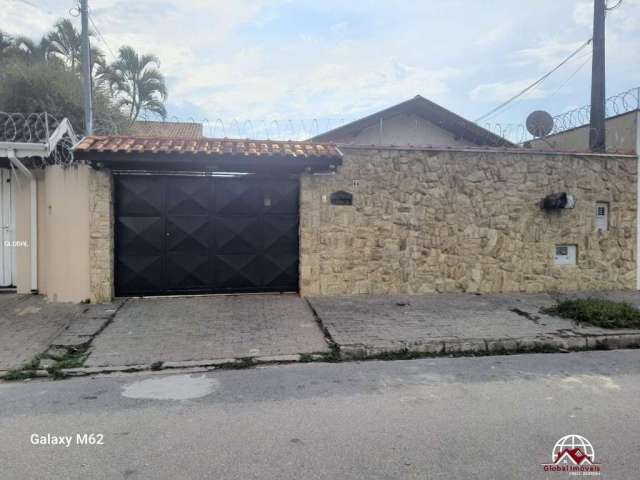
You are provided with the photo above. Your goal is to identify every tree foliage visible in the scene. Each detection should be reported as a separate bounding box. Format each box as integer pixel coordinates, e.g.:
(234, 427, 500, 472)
(0, 55, 127, 134)
(46, 19, 82, 69)
(0, 18, 168, 134)
(100, 46, 168, 125)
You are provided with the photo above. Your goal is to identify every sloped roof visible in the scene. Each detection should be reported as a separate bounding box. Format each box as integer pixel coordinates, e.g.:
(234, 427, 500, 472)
(311, 95, 513, 147)
(75, 135, 341, 159)
(129, 121, 203, 138)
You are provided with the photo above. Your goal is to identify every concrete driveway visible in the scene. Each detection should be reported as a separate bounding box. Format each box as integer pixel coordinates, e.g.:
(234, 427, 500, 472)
(85, 294, 330, 367)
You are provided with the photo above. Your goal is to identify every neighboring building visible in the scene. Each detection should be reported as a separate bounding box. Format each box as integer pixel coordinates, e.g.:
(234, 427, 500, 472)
(3, 128, 636, 302)
(525, 109, 639, 154)
(129, 120, 203, 138)
(0, 113, 78, 292)
(311, 95, 512, 148)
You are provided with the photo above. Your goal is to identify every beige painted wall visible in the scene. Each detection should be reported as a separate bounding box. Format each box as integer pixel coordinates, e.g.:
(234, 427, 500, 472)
(14, 170, 42, 294)
(527, 111, 639, 154)
(15, 164, 93, 302)
(328, 113, 475, 147)
(300, 147, 637, 295)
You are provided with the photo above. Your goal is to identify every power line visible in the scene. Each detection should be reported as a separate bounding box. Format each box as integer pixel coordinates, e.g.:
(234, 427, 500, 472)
(87, 6, 117, 58)
(474, 38, 593, 123)
(606, 0, 623, 11)
(481, 52, 593, 123)
(547, 53, 593, 99)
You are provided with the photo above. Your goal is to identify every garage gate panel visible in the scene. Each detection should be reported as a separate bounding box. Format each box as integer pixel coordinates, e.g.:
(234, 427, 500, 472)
(114, 175, 299, 296)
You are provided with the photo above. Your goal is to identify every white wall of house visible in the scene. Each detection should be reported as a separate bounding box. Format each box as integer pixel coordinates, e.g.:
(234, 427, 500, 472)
(0, 168, 16, 286)
(329, 113, 476, 147)
(527, 110, 639, 154)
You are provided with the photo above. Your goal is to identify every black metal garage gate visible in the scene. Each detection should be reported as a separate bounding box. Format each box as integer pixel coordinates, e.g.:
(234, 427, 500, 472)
(114, 174, 299, 296)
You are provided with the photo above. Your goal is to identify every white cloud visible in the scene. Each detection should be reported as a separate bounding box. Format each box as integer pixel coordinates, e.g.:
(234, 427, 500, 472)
(475, 24, 513, 48)
(509, 40, 591, 69)
(2, 0, 640, 131)
(171, 55, 460, 120)
(572, 1, 593, 27)
(470, 79, 548, 103)
(0, 0, 61, 38)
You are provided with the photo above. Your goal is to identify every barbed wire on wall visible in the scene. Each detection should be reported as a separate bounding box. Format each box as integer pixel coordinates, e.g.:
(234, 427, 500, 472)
(0, 111, 56, 143)
(550, 87, 640, 133)
(136, 111, 355, 141)
(0, 112, 75, 165)
(477, 86, 640, 147)
(75, 84, 640, 155)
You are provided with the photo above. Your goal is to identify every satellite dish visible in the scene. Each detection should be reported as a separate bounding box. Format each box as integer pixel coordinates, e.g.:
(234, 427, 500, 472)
(526, 110, 554, 137)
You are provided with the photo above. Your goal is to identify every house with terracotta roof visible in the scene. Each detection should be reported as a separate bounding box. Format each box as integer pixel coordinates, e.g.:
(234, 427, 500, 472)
(1, 109, 638, 302)
(129, 121, 203, 139)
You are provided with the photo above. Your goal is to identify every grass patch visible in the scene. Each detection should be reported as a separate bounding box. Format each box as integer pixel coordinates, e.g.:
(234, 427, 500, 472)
(212, 357, 257, 370)
(44, 345, 90, 379)
(316, 347, 341, 363)
(1, 354, 43, 381)
(1, 345, 90, 381)
(344, 347, 442, 362)
(543, 298, 640, 329)
(2, 367, 40, 381)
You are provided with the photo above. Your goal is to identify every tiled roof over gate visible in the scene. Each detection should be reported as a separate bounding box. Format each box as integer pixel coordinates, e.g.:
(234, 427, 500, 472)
(129, 121, 203, 138)
(75, 135, 342, 159)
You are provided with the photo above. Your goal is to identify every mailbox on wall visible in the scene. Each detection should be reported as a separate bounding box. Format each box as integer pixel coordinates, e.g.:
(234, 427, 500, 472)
(541, 192, 576, 210)
(330, 191, 353, 206)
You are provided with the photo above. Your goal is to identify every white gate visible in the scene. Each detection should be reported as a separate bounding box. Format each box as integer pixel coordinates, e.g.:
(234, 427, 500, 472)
(0, 169, 16, 286)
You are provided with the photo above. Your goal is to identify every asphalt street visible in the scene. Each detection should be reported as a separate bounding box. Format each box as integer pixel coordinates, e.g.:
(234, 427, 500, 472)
(1, 350, 639, 479)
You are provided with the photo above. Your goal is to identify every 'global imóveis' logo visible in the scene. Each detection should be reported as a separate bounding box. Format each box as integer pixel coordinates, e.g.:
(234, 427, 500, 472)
(542, 435, 601, 476)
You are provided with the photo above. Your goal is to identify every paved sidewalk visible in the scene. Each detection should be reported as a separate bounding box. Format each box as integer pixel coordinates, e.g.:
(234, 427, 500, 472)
(5, 290, 640, 377)
(85, 294, 329, 367)
(308, 292, 640, 358)
(0, 295, 81, 370)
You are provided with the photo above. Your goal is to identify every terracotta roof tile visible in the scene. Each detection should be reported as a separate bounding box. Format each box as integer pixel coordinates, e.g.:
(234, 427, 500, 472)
(129, 121, 203, 138)
(75, 135, 342, 160)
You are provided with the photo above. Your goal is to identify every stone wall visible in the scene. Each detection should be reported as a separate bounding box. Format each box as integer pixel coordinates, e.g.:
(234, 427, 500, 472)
(300, 147, 637, 296)
(88, 167, 113, 303)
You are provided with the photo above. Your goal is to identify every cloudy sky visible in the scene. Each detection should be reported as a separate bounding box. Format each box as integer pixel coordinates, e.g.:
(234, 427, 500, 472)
(2, 0, 640, 139)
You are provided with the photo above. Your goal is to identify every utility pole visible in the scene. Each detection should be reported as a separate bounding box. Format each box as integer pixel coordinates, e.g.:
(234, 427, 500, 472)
(80, 0, 93, 135)
(589, 0, 606, 152)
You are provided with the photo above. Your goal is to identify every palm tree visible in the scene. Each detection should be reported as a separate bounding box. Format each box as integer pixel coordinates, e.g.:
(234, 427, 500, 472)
(45, 18, 105, 82)
(9, 35, 50, 62)
(46, 19, 82, 69)
(100, 45, 167, 124)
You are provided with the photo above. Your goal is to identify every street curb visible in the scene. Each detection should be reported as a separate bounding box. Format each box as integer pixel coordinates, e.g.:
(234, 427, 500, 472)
(57, 353, 318, 378)
(338, 333, 640, 360)
(4, 334, 640, 381)
(62, 333, 640, 377)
